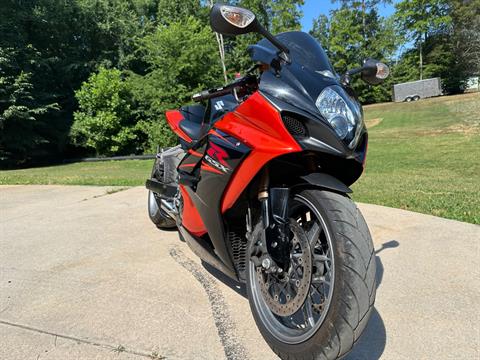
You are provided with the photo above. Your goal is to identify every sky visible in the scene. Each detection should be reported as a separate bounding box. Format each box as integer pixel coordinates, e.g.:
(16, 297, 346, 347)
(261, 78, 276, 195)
(300, 0, 398, 32)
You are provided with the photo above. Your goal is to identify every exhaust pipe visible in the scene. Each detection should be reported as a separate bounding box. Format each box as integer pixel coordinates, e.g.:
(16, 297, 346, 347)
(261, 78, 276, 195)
(160, 199, 177, 219)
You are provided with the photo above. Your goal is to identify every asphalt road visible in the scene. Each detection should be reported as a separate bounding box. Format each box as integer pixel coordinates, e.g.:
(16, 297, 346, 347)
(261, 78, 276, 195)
(0, 186, 479, 360)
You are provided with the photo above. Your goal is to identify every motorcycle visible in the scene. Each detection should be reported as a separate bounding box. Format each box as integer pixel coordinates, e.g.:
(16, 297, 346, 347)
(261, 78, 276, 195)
(146, 4, 389, 359)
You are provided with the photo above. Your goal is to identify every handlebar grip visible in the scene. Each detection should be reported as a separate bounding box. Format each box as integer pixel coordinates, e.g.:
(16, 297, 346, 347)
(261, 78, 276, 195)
(192, 90, 211, 102)
(192, 86, 234, 102)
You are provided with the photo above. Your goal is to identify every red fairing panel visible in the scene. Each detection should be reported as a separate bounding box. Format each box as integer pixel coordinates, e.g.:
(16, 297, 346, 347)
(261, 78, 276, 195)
(214, 92, 302, 213)
(179, 185, 207, 236)
(165, 110, 192, 143)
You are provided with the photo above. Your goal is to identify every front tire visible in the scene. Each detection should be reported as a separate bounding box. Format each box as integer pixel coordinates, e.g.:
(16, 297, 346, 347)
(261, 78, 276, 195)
(246, 189, 376, 360)
(148, 191, 176, 230)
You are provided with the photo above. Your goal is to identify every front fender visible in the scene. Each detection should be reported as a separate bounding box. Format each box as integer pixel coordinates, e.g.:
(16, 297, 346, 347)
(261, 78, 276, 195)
(299, 172, 352, 194)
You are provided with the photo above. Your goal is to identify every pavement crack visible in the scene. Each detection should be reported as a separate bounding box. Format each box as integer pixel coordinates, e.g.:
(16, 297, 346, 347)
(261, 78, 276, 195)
(0, 320, 165, 359)
(169, 246, 249, 360)
(81, 187, 130, 202)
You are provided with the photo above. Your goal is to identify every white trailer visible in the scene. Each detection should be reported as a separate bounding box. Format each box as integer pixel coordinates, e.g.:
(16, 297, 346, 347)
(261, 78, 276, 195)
(392, 78, 442, 102)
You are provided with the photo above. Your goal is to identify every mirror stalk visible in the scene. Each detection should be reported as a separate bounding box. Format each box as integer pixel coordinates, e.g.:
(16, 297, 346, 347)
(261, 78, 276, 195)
(342, 59, 390, 86)
(341, 67, 362, 86)
(256, 25, 290, 63)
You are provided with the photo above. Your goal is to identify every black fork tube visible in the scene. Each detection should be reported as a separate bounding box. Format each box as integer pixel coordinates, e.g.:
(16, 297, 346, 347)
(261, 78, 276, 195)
(258, 167, 270, 229)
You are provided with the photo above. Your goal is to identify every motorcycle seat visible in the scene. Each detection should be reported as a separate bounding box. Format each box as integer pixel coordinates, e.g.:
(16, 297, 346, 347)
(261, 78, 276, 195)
(179, 104, 206, 141)
(178, 94, 239, 142)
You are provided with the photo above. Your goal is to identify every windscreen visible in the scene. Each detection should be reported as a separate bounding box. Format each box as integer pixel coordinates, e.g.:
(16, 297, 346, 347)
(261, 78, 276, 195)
(256, 31, 334, 74)
(253, 32, 339, 118)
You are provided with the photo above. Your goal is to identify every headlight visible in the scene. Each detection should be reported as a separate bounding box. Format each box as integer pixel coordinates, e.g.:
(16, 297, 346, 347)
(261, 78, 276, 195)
(315, 85, 364, 149)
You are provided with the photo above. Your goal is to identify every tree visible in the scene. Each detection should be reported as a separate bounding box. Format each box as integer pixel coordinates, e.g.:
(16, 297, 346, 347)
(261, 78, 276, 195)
(451, 0, 480, 77)
(128, 17, 223, 151)
(332, 0, 392, 40)
(0, 0, 165, 165)
(70, 68, 138, 156)
(269, 0, 305, 34)
(0, 48, 58, 166)
(225, 0, 305, 74)
(156, 0, 206, 24)
(310, 6, 397, 103)
(311, 15, 330, 54)
(395, 0, 451, 80)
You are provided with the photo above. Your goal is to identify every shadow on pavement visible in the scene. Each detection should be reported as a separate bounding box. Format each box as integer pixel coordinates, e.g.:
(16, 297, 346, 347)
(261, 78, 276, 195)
(202, 261, 247, 298)
(345, 240, 399, 360)
(203, 240, 400, 360)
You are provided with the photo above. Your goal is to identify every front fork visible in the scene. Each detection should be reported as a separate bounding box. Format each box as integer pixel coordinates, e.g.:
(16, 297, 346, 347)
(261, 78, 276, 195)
(249, 167, 291, 273)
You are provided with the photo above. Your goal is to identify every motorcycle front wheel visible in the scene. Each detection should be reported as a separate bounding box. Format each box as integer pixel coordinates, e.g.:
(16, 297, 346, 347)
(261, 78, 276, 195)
(147, 190, 176, 230)
(246, 189, 376, 360)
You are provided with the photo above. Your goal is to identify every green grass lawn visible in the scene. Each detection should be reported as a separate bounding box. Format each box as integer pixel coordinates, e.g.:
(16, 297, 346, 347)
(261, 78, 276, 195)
(0, 160, 153, 186)
(1, 93, 479, 224)
(351, 93, 479, 224)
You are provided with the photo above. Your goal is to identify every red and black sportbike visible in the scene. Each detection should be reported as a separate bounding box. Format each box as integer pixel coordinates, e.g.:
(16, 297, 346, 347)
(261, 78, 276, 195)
(146, 4, 389, 359)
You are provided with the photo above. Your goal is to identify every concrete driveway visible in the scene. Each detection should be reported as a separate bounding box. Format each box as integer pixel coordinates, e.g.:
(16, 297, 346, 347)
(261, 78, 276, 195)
(0, 185, 479, 360)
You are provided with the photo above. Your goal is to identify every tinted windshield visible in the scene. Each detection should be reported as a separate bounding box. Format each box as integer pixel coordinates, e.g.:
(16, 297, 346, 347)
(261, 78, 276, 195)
(252, 32, 339, 118)
(256, 31, 334, 74)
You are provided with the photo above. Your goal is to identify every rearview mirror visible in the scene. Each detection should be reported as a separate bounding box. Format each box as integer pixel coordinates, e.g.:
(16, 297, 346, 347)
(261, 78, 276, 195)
(210, 3, 290, 59)
(210, 4, 259, 35)
(361, 59, 390, 85)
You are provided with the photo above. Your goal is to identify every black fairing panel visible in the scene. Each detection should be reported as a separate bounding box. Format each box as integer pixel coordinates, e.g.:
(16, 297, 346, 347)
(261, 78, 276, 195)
(254, 31, 339, 120)
(185, 130, 250, 274)
(253, 32, 367, 168)
(261, 92, 367, 160)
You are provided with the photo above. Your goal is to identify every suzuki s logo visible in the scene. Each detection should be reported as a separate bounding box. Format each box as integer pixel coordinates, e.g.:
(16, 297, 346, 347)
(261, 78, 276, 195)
(214, 100, 224, 111)
(205, 143, 230, 173)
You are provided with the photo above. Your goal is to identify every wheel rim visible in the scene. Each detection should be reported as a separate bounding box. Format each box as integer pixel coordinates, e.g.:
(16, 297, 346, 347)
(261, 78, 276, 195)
(249, 195, 335, 344)
(148, 191, 159, 217)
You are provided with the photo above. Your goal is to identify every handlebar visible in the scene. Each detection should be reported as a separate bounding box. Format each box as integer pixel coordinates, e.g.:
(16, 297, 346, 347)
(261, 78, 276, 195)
(192, 74, 258, 103)
(192, 86, 234, 102)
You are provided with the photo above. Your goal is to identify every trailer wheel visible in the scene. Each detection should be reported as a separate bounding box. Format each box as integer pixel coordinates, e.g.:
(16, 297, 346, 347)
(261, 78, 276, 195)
(413, 95, 420, 101)
(405, 96, 412, 102)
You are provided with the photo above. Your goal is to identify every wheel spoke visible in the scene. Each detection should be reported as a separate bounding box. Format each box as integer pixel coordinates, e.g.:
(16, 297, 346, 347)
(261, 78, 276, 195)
(303, 296, 315, 328)
(313, 253, 330, 262)
(277, 280, 288, 296)
(307, 221, 321, 248)
(300, 212, 307, 225)
(312, 276, 330, 286)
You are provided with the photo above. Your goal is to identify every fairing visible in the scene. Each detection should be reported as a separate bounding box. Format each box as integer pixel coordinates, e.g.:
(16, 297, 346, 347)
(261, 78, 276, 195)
(178, 128, 250, 271)
(251, 32, 367, 161)
(252, 31, 338, 119)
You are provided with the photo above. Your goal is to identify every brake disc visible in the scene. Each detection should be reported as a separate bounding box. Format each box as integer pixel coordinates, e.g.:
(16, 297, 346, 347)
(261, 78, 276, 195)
(255, 220, 312, 317)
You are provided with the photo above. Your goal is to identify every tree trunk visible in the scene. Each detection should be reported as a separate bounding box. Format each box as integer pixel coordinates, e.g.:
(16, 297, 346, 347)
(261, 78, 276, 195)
(419, 39, 423, 80)
(362, 0, 366, 40)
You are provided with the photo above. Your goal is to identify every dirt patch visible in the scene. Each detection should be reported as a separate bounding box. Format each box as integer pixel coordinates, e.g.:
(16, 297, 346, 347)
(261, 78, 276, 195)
(365, 118, 383, 129)
(415, 121, 480, 136)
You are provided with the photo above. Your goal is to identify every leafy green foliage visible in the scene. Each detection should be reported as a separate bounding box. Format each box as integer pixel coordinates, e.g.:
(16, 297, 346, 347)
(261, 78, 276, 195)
(393, 0, 478, 93)
(127, 17, 223, 151)
(310, 5, 397, 103)
(71, 68, 139, 156)
(0, 47, 59, 166)
(156, 0, 206, 24)
(1, 0, 478, 166)
(225, 0, 304, 74)
(394, 0, 451, 81)
(395, 0, 451, 38)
